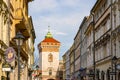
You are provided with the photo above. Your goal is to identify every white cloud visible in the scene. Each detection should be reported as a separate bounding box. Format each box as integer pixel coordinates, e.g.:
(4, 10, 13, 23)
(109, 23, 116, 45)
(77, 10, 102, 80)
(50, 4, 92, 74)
(33, 12, 83, 28)
(50, 29, 68, 36)
(55, 32, 67, 36)
(59, 0, 81, 7)
(29, 0, 58, 12)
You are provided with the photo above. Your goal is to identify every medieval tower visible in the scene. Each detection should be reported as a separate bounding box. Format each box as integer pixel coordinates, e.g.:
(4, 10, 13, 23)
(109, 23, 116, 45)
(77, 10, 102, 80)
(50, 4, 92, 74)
(38, 27, 61, 80)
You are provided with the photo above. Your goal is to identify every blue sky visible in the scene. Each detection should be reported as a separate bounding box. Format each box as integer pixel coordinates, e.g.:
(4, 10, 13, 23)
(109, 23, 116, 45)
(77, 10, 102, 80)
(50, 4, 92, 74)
(29, 0, 96, 61)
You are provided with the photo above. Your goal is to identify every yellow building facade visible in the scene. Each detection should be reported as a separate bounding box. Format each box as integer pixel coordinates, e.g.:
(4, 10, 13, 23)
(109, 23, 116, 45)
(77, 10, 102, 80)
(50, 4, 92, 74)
(0, 0, 35, 80)
(9, 0, 35, 80)
(0, 0, 10, 79)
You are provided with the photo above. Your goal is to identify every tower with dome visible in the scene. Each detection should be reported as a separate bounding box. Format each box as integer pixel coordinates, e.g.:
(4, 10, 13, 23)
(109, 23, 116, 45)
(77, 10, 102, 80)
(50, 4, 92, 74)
(38, 27, 61, 80)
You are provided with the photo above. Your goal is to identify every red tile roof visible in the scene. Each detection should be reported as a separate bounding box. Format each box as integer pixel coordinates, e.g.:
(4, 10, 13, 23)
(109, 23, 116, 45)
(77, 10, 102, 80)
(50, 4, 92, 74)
(42, 38, 60, 43)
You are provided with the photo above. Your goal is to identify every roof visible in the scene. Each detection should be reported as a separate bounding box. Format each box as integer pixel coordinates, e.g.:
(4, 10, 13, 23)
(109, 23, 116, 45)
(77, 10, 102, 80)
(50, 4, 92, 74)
(42, 38, 60, 43)
(90, 0, 102, 13)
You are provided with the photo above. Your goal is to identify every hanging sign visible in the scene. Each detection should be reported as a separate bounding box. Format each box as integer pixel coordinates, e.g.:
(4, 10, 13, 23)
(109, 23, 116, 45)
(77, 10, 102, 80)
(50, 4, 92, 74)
(4, 47, 16, 63)
(2, 63, 11, 71)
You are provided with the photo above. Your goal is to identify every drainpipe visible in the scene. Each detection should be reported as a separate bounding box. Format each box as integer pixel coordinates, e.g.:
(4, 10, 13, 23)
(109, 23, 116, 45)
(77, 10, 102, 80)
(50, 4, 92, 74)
(91, 12, 95, 80)
(7, 0, 11, 45)
(110, 0, 113, 80)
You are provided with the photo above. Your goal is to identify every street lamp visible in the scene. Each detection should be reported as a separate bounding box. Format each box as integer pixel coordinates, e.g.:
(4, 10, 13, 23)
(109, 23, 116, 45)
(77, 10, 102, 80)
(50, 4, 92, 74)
(14, 31, 24, 80)
(112, 56, 118, 80)
(36, 65, 39, 80)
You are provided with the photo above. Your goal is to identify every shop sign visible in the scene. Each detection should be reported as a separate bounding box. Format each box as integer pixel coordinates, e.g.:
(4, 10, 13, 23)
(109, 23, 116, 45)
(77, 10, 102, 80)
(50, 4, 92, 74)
(4, 47, 16, 63)
(2, 63, 11, 71)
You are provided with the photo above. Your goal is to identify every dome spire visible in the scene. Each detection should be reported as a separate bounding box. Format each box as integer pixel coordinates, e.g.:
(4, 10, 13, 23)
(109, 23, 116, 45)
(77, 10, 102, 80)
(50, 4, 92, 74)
(45, 26, 53, 38)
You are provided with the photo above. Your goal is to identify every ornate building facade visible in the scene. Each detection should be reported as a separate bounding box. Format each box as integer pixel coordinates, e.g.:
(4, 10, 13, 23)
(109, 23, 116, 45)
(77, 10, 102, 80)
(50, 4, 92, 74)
(0, 0, 10, 79)
(69, 43, 75, 80)
(38, 29, 61, 80)
(62, 49, 70, 80)
(0, 0, 35, 80)
(9, 0, 36, 80)
(63, 0, 120, 80)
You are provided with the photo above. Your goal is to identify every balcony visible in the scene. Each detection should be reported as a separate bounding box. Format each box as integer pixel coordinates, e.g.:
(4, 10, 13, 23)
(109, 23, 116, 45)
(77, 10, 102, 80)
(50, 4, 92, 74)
(0, 40, 8, 54)
(14, 8, 30, 40)
(15, 21, 30, 40)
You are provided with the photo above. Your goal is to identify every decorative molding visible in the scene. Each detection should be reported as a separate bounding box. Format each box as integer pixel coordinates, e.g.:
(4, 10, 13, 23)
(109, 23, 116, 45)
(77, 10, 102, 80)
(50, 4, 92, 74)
(95, 33, 110, 48)
(0, 40, 8, 55)
(0, 1, 9, 24)
(112, 25, 120, 40)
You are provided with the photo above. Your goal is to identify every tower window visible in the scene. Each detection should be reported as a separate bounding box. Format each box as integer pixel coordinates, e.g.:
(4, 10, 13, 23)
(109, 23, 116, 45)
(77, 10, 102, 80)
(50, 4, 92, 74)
(49, 69, 52, 76)
(48, 53, 53, 62)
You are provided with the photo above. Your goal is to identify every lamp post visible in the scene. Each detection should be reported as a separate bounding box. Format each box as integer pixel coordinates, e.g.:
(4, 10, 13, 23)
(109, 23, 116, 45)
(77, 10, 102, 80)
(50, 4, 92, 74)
(112, 56, 118, 80)
(36, 65, 39, 80)
(14, 32, 24, 80)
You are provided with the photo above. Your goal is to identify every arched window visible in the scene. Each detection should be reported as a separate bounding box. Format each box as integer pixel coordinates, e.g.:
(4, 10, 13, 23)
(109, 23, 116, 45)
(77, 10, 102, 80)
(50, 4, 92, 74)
(48, 53, 53, 62)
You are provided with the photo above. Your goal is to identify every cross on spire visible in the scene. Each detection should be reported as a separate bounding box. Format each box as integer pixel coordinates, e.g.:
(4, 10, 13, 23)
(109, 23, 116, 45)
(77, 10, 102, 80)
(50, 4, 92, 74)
(45, 26, 53, 38)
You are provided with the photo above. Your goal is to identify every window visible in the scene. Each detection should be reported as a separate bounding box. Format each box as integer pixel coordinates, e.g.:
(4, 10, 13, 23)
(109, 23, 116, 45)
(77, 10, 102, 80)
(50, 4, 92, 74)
(119, 10, 120, 23)
(103, 43, 107, 58)
(101, 71, 105, 80)
(119, 41, 120, 57)
(114, 42, 116, 56)
(114, 14, 116, 28)
(102, 21, 107, 33)
(48, 53, 53, 62)
(49, 69, 52, 76)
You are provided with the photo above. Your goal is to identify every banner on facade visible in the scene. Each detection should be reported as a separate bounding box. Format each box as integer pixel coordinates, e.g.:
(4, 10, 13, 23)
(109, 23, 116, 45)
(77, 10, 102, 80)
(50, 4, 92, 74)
(4, 47, 16, 63)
